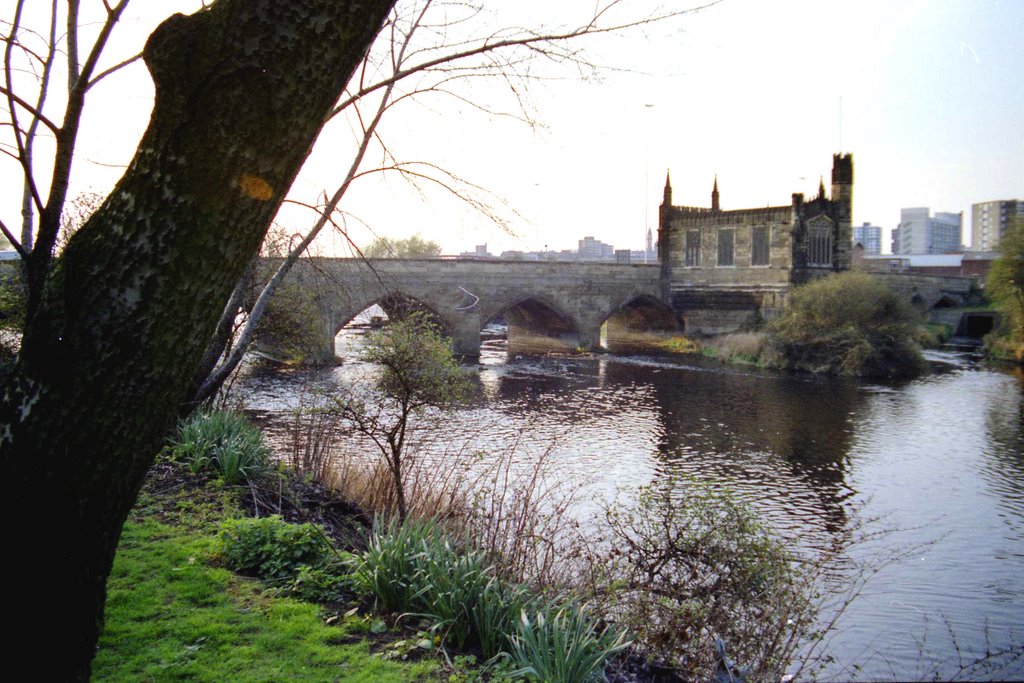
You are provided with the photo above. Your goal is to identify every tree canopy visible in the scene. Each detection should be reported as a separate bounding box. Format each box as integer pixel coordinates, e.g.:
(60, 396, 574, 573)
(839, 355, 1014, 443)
(985, 214, 1024, 359)
(363, 234, 442, 258)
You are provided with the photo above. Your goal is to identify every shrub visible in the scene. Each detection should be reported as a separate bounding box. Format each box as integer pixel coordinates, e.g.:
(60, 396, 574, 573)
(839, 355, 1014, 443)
(219, 515, 333, 581)
(254, 278, 326, 363)
(986, 215, 1024, 360)
(170, 410, 270, 484)
(331, 311, 472, 521)
(507, 602, 630, 683)
(350, 517, 443, 613)
(589, 478, 811, 680)
(767, 271, 925, 378)
(0, 271, 25, 366)
(915, 322, 953, 348)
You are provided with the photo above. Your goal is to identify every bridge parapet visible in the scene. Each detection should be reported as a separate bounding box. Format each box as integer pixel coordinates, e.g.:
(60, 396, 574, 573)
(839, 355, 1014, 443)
(260, 257, 669, 359)
(257, 258, 984, 361)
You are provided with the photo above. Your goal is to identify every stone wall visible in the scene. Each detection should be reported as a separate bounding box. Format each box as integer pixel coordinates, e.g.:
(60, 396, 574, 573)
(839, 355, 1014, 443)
(664, 206, 795, 287)
(658, 154, 854, 296)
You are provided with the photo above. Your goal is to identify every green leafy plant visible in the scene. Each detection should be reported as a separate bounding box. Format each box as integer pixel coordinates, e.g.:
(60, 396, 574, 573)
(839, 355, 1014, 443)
(507, 601, 630, 683)
(352, 517, 524, 653)
(219, 515, 333, 582)
(288, 564, 353, 603)
(351, 516, 441, 613)
(985, 214, 1024, 360)
(170, 410, 270, 485)
(352, 518, 593, 664)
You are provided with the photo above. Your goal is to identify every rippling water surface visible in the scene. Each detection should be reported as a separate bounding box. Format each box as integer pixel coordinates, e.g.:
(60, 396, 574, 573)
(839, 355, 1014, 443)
(239, 331, 1024, 681)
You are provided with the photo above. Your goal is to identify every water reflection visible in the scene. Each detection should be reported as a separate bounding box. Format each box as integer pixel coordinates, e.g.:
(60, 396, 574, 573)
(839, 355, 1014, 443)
(619, 358, 861, 540)
(983, 381, 1024, 536)
(236, 335, 1024, 681)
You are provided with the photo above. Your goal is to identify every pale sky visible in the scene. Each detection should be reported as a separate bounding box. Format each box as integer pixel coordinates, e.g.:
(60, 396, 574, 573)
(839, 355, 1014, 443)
(2, 0, 1022, 256)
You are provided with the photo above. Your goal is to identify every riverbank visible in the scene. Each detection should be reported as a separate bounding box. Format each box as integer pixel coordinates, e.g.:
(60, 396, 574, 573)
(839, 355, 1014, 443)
(92, 461, 440, 682)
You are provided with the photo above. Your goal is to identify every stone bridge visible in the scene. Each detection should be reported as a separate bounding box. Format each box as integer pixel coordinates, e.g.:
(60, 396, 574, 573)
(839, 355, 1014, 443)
(871, 271, 977, 310)
(261, 258, 982, 361)
(267, 258, 677, 360)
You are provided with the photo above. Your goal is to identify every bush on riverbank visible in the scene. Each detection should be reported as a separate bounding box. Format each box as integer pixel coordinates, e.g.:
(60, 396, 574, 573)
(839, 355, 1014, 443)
(352, 517, 630, 677)
(578, 478, 815, 680)
(985, 215, 1024, 362)
(766, 271, 926, 378)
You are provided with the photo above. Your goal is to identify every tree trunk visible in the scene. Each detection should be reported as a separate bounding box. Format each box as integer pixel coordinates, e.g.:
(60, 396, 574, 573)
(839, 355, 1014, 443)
(0, 1, 394, 679)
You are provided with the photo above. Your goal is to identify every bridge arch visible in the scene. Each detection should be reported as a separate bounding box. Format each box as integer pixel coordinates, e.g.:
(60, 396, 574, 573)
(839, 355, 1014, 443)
(601, 294, 682, 352)
(326, 291, 461, 360)
(483, 294, 584, 354)
(933, 294, 960, 309)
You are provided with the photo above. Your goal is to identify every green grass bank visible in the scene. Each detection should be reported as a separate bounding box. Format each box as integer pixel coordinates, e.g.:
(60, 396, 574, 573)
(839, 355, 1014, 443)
(91, 468, 437, 682)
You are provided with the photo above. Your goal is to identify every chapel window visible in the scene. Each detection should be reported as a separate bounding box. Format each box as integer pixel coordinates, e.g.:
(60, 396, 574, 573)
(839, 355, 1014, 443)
(685, 230, 701, 267)
(717, 228, 735, 267)
(751, 226, 770, 266)
(808, 217, 832, 266)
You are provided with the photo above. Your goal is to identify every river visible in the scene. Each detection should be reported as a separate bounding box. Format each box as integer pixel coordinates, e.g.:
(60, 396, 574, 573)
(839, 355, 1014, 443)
(237, 326, 1024, 681)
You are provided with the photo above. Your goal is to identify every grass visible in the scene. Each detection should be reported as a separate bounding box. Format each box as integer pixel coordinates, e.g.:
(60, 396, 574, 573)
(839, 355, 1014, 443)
(701, 331, 767, 365)
(653, 335, 702, 355)
(92, 474, 437, 682)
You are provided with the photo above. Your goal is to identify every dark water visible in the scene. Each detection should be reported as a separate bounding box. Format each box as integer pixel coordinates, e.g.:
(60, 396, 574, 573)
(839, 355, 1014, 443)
(238, 331, 1024, 681)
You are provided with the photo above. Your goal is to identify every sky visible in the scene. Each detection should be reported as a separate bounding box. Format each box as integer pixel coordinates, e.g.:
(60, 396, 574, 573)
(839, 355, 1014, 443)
(2, 0, 1022, 256)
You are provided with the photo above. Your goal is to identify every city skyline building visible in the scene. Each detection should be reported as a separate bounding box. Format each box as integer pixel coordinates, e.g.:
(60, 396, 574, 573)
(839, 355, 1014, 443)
(892, 207, 962, 255)
(852, 222, 882, 255)
(577, 235, 615, 260)
(970, 199, 1024, 251)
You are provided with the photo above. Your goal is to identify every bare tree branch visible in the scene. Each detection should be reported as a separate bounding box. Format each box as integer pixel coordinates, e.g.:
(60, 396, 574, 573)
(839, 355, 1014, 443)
(85, 51, 141, 91)
(19, 0, 59, 249)
(3, 0, 46, 228)
(27, 0, 130, 312)
(0, 216, 28, 258)
(67, 0, 80, 90)
(0, 84, 59, 135)
(329, 0, 718, 119)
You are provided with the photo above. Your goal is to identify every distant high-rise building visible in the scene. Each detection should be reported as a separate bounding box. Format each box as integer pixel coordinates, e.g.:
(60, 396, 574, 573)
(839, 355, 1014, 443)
(577, 236, 614, 260)
(852, 222, 882, 255)
(892, 208, 962, 255)
(971, 199, 1024, 251)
